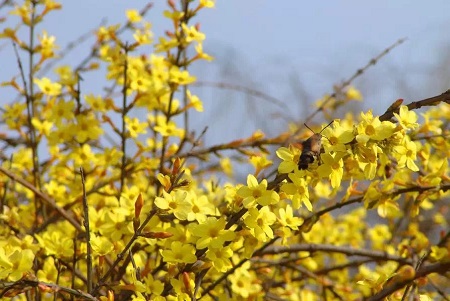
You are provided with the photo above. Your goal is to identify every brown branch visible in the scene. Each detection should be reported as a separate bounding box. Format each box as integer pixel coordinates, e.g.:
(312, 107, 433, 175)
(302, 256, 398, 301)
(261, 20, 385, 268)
(119, 45, 129, 199)
(304, 38, 407, 125)
(193, 81, 288, 110)
(260, 243, 411, 264)
(366, 261, 450, 301)
(198, 237, 279, 300)
(91, 209, 157, 296)
(379, 89, 450, 121)
(80, 168, 92, 294)
(0, 278, 98, 300)
(171, 135, 286, 161)
(0, 166, 83, 233)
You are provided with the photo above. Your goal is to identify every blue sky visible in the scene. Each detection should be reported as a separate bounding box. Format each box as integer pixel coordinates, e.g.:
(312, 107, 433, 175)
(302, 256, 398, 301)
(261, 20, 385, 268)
(2, 1, 449, 144)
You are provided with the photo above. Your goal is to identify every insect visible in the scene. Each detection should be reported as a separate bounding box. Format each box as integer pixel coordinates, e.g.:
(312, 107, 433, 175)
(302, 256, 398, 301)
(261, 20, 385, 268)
(298, 120, 334, 170)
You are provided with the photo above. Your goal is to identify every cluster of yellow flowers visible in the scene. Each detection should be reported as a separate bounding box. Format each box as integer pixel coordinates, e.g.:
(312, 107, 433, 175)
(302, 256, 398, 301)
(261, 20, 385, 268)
(0, 1, 449, 300)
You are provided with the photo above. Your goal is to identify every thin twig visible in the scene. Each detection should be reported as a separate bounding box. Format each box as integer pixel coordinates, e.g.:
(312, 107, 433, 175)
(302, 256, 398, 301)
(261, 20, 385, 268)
(91, 209, 157, 296)
(366, 262, 450, 301)
(379, 89, 450, 121)
(260, 243, 411, 263)
(304, 38, 407, 125)
(193, 81, 288, 110)
(80, 168, 92, 294)
(119, 45, 129, 200)
(37, 18, 107, 76)
(0, 166, 83, 232)
(0, 279, 98, 300)
(198, 237, 279, 299)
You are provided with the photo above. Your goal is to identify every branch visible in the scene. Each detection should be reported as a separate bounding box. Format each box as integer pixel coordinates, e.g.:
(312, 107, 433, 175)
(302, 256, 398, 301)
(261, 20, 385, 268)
(304, 38, 407, 125)
(379, 89, 450, 121)
(193, 81, 288, 110)
(80, 168, 92, 294)
(260, 243, 411, 264)
(0, 166, 83, 233)
(366, 262, 450, 301)
(0, 278, 98, 300)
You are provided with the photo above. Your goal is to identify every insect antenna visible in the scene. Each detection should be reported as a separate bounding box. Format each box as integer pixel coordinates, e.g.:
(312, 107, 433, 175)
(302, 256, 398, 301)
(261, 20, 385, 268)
(303, 120, 334, 135)
(303, 123, 315, 134)
(319, 120, 334, 134)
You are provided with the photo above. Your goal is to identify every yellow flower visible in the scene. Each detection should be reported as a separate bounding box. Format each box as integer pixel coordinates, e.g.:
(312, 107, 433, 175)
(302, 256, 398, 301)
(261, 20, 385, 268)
(35, 231, 74, 259)
(75, 113, 104, 143)
(38, 30, 59, 60)
(54, 65, 78, 86)
(169, 66, 196, 85)
(85, 94, 107, 112)
(186, 90, 204, 112)
(126, 9, 142, 23)
(133, 27, 153, 45)
(345, 86, 363, 101)
(154, 117, 185, 138)
(34, 77, 62, 96)
(155, 36, 179, 52)
(356, 144, 381, 180)
(276, 146, 301, 174)
(91, 235, 114, 256)
(281, 170, 312, 210)
(249, 154, 273, 176)
(187, 194, 217, 223)
(154, 190, 191, 220)
(368, 224, 391, 250)
(143, 274, 164, 296)
(49, 99, 75, 122)
(356, 110, 396, 144)
(237, 174, 279, 207)
(191, 217, 235, 249)
(317, 152, 344, 189)
(206, 246, 233, 272)
(71, 144, 98, 167)
(394, 105, 419, 130)
(278, 205, 304, 230)
(321, 120, 355, 153)
(31, 117, 53, 136)
(181, 23, 205, 43)
(0, 247, 34, 281)
(160, 241, 196, 264)
(220, 157, 233, 177)
(244, 207, 276, 242)
(229, 262, 261, 298)
(394, 138, 419, 171)
(36, 257, 58, 283)
(125, 116, 147, 138)
(194, 43, 214, 61)
(200, 0, 215, 8)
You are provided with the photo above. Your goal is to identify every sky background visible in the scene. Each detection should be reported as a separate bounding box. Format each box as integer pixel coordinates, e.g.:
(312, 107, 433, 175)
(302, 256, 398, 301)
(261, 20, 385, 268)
(1, 1, 449, 160)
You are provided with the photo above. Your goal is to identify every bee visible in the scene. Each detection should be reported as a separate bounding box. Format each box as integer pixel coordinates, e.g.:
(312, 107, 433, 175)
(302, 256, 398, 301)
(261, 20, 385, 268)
(298, 121, 334, 170)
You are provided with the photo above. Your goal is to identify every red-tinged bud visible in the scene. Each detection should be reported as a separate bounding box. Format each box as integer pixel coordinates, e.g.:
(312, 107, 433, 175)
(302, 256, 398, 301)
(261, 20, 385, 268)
(141, 231, 173, 239)
(133, 217, 140, 232)
(37, 283, 53, 293)
(107, 290, 114, 301)
(228, 139, 244, 147)
(387, 98, 404, 111)
(168, 0, 176, 10)
(257, 267, 272, 275)
(134, 193, 144, 219)
(195, 23, 201, 31)
(416, 277, 428, 286)
(182, 272, 192, 294)
(395, 265, 416, 282)
(172, 157, 182, 175)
